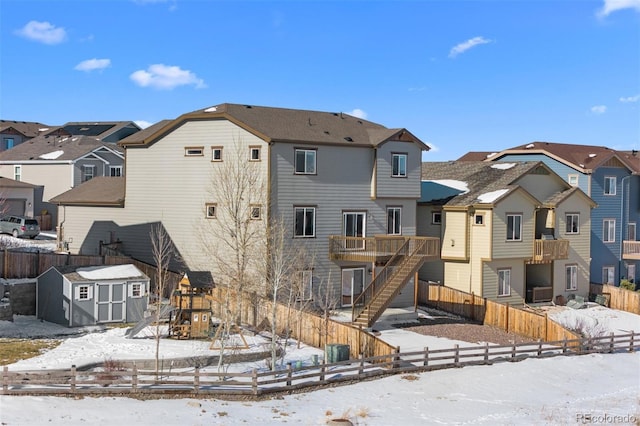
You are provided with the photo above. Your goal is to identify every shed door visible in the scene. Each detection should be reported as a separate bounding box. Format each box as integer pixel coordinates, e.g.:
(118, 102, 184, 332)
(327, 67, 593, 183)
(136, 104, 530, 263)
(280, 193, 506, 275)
(96, 283, 125, 322)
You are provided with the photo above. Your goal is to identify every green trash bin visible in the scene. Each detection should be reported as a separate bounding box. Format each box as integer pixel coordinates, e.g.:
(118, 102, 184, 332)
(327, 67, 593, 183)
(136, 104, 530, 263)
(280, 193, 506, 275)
(325, 344, 350, 363)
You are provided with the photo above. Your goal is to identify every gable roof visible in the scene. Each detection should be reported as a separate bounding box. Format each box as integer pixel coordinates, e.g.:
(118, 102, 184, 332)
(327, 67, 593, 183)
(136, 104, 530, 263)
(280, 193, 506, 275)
(490, 141, 640, 174)
(50, 177, 125, 206)
(456, 151, 496, 161)
(183, 271, 215, 288)
(119, 103, 429, 150)
(50, 263, 148, 282)
(0, 176, 40, 189)
(0, 120, 51, 138)
(0, 134, 123, 162)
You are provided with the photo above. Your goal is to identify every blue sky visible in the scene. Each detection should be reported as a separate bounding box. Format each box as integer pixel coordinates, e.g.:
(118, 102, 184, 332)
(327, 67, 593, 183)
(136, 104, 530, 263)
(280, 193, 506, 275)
(1, 0, 638, 161)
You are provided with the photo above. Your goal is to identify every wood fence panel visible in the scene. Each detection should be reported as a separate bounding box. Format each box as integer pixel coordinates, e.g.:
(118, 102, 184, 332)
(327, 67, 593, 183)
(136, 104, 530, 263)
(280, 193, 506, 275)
(603, 284, 640, 315)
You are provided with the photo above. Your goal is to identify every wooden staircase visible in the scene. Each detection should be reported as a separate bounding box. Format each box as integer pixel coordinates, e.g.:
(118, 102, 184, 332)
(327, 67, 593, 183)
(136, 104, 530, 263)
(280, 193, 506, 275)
(352, 239, 429, 328)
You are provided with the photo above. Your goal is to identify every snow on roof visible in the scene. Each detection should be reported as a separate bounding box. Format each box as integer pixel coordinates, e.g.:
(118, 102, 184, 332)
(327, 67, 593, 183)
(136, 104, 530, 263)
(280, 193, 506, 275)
(476, 188, 509, 203)
(525, 143, 535, 148)
(39, 150, 64, 160)
(491, 162, 516, 170)
(426, 179, 469, 193)
(589, 153, 596, 158)
(76, 264, 143, 280)
(38, 128, 49, 132)
(204, 106, 217, 112)
(486, 152, 497, 158)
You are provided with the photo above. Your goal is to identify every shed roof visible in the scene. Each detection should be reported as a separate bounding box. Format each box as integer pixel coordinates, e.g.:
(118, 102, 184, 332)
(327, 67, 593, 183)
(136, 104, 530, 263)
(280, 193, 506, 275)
(52, 264, 148, 282)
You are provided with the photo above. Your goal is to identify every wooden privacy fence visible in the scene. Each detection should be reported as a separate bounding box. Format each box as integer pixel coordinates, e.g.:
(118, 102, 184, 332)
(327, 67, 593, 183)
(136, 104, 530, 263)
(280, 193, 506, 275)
(417, 282, 581, 342)
(209, 287, 396, 360)
(590, 283, 640, 315)
(3, 332, 636, 397)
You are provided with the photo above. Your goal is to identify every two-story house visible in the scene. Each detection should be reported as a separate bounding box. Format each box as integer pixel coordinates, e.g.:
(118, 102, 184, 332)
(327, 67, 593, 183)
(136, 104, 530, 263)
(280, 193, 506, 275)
(419, 161, 595, 305)
(0, 120, 51, 152)
(466, 142, 640, 286)
(50, 104, 440, 327)
(0, 134, 125, 228)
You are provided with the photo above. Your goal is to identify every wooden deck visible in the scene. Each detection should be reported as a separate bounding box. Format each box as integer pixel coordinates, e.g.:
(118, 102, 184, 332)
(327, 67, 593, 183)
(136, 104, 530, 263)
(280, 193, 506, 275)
(329, 236, 440, 262)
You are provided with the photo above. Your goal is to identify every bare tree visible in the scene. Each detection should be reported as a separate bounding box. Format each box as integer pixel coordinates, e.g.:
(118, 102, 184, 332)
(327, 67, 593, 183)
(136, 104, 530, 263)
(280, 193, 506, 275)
(313, 270, 339, 351)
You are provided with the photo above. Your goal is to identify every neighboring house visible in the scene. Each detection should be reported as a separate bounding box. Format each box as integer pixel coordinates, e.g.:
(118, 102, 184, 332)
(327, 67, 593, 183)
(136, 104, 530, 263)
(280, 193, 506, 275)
(476, 142, 640, 286)
(0, 120, 51, 152)
(46, 121, 141, 143)
(0, 176, 43, 217)
(36, 264, 149, 327)
(0, 135, 125, 228)
(50, 103, 440, 327)
(419, 161, 596, 305)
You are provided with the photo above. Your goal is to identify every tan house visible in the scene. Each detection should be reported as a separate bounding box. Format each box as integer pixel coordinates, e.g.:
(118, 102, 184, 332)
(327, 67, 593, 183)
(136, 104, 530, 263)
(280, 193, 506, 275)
(0, 120, 50, 152)
(418, 161, 596, 305)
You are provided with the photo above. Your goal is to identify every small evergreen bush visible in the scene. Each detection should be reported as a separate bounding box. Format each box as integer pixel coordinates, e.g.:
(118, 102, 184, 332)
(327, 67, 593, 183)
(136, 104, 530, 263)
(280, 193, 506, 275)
(619, 279, 636, 291)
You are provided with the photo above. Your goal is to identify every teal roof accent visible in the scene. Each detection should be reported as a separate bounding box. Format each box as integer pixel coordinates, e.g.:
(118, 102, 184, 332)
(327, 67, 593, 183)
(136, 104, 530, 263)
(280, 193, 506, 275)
(420, 181, 465, 203)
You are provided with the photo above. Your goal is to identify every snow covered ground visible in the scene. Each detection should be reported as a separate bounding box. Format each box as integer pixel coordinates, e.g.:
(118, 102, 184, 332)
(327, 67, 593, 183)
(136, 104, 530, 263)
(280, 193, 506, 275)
(1, 305, 639, 425)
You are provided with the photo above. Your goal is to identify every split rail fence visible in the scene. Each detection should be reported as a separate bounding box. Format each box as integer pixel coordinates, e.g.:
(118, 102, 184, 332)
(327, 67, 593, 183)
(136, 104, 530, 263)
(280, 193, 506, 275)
(2, 332, 637, 397)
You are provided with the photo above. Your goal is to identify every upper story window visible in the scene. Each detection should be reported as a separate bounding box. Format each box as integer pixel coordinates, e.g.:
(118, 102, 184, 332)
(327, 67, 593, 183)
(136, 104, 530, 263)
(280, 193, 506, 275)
(565, 213, 579, 234)
(109, 166, 123, 177)
(391, 153, 407, 177)
(250, 205, 262, 220)
(13, 165, 21, 181)
(474, 213, 485, 226)
(506, 214, 522, 241)
(432, 211, 442, 225)
(82, 165, 95, 182)
(295, 148, 316, 174)
(185, 147, 204, 156)
(568, 174, 579, 187)
(604, 176, 616, 195)
(249, 146, 261, 161)
(628, 223, 637, 241)
(387, 207, 402, 235)
(205, 203, 217, 219)
(4, 138, 14, 150)
(294, 207, 315, 237)
(603, 219, 615, 242)
(211, 146, 223, 162)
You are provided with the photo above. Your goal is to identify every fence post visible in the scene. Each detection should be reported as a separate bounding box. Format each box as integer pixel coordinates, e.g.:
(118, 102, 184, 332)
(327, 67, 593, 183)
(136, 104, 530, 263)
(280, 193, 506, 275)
(70, 365, 76, 393)
(132, 364, 138, 393)
(505, 304, 510, 333)
(562, 338, 567, 354)
(609, 333, 614, 353)
(286, 362, 292, 386)
(454, 344, 459, 366)
(393, 347, 401, 370)
(471, 292, 475, 321)
(630, 333, 635, 353)
(484, 343, 489, 363)
(537, 340, 542, 357)
(252, 369, 258, 395)
(194, 366, 200, 393)
(359, 353, 365, 375)
(423, 347, 429, 367)
(320, 366, 325, 382)
(2, 366, 8, 393)
(511, 343, 516, 360)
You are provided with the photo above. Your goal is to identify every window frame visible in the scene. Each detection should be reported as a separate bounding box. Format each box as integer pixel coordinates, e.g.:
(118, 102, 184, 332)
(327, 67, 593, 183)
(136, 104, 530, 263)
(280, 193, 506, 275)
(77, 285, 91, 301)
(432, 211, 442, 225)
(13, 165, 21, 181)
(131, 283, 143, 298)
(294, 148, 317, 175)
(250, 205, 262, 220)
(603, 219, 616, 243)
(602, 266, 615, 284)
(498, 268, 511, 297)
(386, 206, 402, 235)
(391, 153, 408, 178)
(82, 164, 95, 182)
(627, 264, 636, 283)
(211, 146, 223, 162)
(294, 206, 316, 238)
(565, 264, 578, 291)
(565, 213, 580, 234)
(109, 165, 123, 177)
(474, 213, 485, 226)
(298, 270, 313, 301)
(185, 146, 204, 157)
(205, 203, 217, 219)
(604, 176, 616, 195)
(249, 146, 261, 162)
(628, 222, 636, 241)
(506, 213, 522, 241)
(4, 138, 14, 150)
(567, 174, 579, 187)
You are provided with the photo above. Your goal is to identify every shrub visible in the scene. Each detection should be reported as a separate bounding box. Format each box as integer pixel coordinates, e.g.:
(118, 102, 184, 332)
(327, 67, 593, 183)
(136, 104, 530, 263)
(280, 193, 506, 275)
(620, 280, 636, 291)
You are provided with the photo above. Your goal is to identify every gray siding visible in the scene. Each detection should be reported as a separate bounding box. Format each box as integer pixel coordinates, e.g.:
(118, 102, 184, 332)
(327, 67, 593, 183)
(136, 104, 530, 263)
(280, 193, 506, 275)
(36, 268, 68, 326)
(376, 141, 422, 199)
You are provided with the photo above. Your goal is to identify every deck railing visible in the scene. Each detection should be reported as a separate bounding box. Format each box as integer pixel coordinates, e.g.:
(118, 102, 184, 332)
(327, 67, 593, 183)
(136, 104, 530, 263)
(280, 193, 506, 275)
(329, 235, 439, 262)
(531, 239, 569, 263)
(622, 241, 640, 260)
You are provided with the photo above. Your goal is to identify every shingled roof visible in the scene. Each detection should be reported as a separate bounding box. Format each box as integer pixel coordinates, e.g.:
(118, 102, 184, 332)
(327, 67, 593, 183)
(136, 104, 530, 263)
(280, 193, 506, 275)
(50, 177, 125, 206)
(0, 120, 51, 138)
(0, 176, 40, 189)
(0, 134, 123, 162)
(119, 103, 428, 150)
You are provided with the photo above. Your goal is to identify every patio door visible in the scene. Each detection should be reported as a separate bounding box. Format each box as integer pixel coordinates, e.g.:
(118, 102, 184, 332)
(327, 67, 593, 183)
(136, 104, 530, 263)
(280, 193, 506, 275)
(96, 283, 125, 322)
(343, 212, 366, 250)
(342, 268, 365, 307)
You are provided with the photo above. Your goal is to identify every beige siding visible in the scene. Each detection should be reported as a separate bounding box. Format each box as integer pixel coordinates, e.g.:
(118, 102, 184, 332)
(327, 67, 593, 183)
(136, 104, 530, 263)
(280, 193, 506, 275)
(0, 163, 72, 201)
(444, 262, 471, 293)
(483, 259, 526, 305)
(441, 210, 467, 259)
(513, 169, 566, 203)
(491, 190, 535, 259)
(469, 208, 492, 294)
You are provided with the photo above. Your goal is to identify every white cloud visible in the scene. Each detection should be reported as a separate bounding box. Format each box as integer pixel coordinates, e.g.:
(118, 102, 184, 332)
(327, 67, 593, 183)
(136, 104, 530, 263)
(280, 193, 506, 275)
(620, 94, 640, 103)
(449, 36, 492, 58)
(347, 109, 368, 119)
(15, 21, 67, 45)
(590, 105, 607, 114)
(408, 86, 427, 92)
(130, 64, 207, 90)
(74, 58, 111, 72)
(597, 0, 640, 17)
(134, 120, 154, 129)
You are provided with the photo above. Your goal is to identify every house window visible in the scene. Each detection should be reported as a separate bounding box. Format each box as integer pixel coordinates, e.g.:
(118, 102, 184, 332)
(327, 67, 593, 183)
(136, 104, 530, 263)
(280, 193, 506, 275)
(628, 223, 636, 241)
(211, 146, 223, 161)
(4, 138, 14, 150)
(565, 265, 578, 291)
(298, 270, 313, 301)
(82, 165, 95, 182)
(294, 207, 315, 237)
(131, 283, 143, 298)
(498, 269, 511, 297)
(250, 205, 262, 220)
(565, 213, 579, 234)
(602, 266, 615, 284)
(432, 211, 442, 225)
(76, 285, 92, 301)
(249, 146, 261, 161)
(109, 166, 123, 177)
(13, 165, 21, 181)
(295, 148, 316, 174)
(603, 219, 616, 243)
(604, 176, 616, 195)
(568, 174, 579, 187)
(506, 214, 522, 241)
(387, 207, 401, 235)
(205, 203, 217, 219)
(627, 264, 636, 283)
(185, 147, 204, 156)
(391, 153, 407, 177)
(474, 214, 484, 226)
